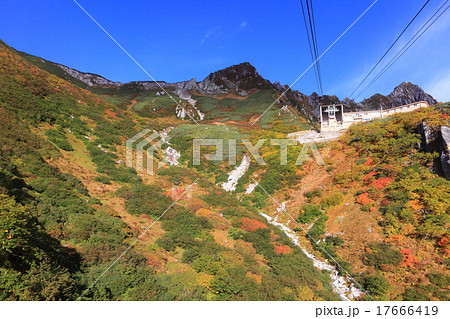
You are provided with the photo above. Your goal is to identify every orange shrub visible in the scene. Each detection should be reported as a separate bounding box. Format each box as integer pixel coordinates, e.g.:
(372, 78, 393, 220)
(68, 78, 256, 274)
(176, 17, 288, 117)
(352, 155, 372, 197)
(356, 192, 374, 205)
(105, 109, 118, 118)
(239, 217, 268, 232)
(196, 208, 212, 217)
(246, 272, 262, 283)
(369, 177, 393, 190)
(274, 244, 294, 255)
(386, 234, 405, 243)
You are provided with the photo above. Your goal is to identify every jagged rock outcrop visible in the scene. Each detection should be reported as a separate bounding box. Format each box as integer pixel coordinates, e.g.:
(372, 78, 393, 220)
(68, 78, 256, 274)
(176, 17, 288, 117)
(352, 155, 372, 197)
(197, 62, 273, 96)
(355, 93, 391, 111)
(388, 82, 437, 107)
(419, 121, 441, 152)
(57, 64, 121, 87)
(440, 126, 450, 180)
(174, 78, 198, 96)
(418, 122, 450, 180)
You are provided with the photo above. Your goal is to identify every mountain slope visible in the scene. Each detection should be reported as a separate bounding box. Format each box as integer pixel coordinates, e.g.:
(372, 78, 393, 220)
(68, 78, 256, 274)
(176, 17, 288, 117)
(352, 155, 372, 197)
(1, 38, 447, 301)
(0, 39, 341, 301)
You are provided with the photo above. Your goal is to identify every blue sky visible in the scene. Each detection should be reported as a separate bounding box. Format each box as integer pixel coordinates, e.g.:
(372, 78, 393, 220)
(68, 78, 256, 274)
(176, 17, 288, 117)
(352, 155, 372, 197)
(1, 0, 449, 101)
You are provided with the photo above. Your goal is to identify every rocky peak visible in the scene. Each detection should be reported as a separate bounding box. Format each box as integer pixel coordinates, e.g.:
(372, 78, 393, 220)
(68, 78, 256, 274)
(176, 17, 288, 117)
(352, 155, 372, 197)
(273, 81, 287, 91)
(388, 82, 437, 107)
(358, 93, 391, 111)
(197, 62, 273, 96)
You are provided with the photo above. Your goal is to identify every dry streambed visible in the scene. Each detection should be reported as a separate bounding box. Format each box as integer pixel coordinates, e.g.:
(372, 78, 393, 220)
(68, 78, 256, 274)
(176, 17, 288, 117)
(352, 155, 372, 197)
(260, 212, 364, 301)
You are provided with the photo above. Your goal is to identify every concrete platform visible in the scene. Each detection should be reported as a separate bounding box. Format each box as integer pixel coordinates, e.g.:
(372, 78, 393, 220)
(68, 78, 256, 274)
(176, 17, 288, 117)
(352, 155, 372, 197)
(287, 130, 345, 144)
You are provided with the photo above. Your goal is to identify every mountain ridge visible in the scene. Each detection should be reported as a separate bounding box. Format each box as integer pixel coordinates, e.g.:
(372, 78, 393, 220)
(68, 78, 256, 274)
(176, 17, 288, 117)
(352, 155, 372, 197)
(13, 46, 437, 119)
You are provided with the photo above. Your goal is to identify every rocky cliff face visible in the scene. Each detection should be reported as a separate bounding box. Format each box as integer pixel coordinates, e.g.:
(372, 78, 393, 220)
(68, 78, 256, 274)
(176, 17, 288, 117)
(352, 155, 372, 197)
(419, 122, 450, 180)
(440, 126, 450, 179)
(197, 62, 273, 96)
(388, 82, 437, 107)
(56, 64, 121, 87)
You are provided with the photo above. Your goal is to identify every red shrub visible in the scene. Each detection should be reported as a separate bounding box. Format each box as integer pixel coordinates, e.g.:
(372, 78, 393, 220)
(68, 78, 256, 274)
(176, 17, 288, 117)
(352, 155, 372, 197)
(400, 248, 419, 268)
(363, 158, 374, 166)
(365, 171, 380, 182)
(438, 236, 450, 256)
(438, 236, 449, 247)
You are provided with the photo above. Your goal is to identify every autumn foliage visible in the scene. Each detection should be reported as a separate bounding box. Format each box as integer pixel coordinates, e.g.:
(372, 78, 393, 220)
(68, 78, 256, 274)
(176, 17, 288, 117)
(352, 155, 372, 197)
(239, 217, 268, 232)
(363, 158, 374, 166)
(438, 236, 449, 247)
(195, 208, 213, 217)
(356, 192, 374, 205)
(274, 243, 294, 255)
(437, 236, 450, 257)
(365, 171, 380, 182)
(369, 177, 393, 190)
(400, 249, 419, 268)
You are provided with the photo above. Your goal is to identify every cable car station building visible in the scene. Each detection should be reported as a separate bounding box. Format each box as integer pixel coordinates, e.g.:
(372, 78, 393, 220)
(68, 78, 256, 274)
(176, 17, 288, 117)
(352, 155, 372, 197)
(320, 101, 429, 132)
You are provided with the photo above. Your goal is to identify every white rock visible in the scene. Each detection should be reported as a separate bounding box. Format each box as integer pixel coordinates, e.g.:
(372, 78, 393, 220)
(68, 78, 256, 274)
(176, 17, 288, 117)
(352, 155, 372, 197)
(245, 182, 258, 194)
(260, 212, 365, 301)
(164, 146, 180, 166)
(222, 155, 251, 192)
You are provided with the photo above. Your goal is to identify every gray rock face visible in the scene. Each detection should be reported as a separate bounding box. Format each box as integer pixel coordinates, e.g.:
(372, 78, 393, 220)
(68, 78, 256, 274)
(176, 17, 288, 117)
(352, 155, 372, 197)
(440, 126, 450, 180)
(418, 121, 437, 152)
(307, 93, 341, 117)
(418, 122, 450, 180)
(57, 64, 121, 87)
(197, 62, 273, 96)
(388, 82, 437, 107)
(175, 78, 198, 92)
(273, 81, 285, 91)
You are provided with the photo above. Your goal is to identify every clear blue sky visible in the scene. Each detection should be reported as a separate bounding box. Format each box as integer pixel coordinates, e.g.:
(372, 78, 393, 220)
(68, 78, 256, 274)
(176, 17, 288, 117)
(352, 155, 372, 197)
(1, 0, 449, 101)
